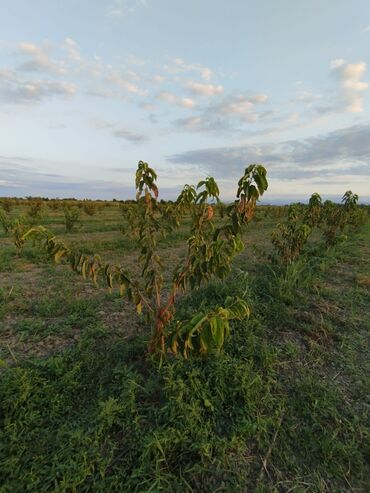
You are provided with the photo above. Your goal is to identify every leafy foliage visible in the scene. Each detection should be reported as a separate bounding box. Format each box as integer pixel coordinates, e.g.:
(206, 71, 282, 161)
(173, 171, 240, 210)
(25, 160, 268, 357)
(170, 296, 250, 358)
(83, 200, 98, 216)
(64, 206, 80, 232)
(304, 192, 322, 227)
(342, 190, 359, 210)
(26, 199, 43, 225)
(0, 198, 12, 213)
(271, 205, 312, 265)
(0, 209, 13, 234)
(319, 200, 347, 246)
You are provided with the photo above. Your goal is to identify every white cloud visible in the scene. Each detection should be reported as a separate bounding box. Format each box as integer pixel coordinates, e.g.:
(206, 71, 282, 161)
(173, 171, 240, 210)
(212, 93, 268, 120)
(330, 59, 368, 112)
(64, 37, 82, 63)
(92, 118, 148, 143)
(126, 54, 147, 66)
(186, 81, 224, 96)
(220, 98, 254, 117)
(113, 128, 148, 142)
(200, 67, 213, 80)
(16, 42, 66, 75)
(250, 94, 269, 103)
(0, 68, 76, 104)
(152, 74, 166, 84)
(362, 25, 370, 33)
(163, 58, 214, 81)
(179, 99, 196, 109)
(294, 90, 321, 105)
(174, 92, 270, 133)
(157, 91, 196, 108)
(174, 116, 204, 130)
(106, 73, 147, 96)
(173, 58, 185, 66)
(106, 0, 147, 18)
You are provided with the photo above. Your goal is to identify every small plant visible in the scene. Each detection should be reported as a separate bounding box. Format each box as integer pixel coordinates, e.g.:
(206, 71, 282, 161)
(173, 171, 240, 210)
(0, 198, 13, 213)
(11, 217, 33, 255)
(64, 207, 80, 232)
(304, 193, 322, 228)
(341, 191, 367, 231)
(83, 201, 98, 216)
(0, 212, 35, 255)
(320, 200, 346, 246)
(48, 200, 61, 211)
(342, 190, 359, 210)
(348, 207, 368, 231)
(170, 296, 249, 358)
(0, 210, 13, 234)
(27, 200, 43, 225)
(271, 205, 312, 266)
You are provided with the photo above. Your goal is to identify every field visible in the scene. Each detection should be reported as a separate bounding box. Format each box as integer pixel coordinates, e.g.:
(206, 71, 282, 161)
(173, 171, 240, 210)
(0, 200, 369, 492)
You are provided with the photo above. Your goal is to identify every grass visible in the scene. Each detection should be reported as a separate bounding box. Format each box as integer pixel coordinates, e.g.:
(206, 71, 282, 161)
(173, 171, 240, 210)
(0, 206, 369, 491)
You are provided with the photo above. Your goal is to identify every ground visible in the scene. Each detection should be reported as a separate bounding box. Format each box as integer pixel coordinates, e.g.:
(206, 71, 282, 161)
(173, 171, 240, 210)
(0, 203, 369, 492)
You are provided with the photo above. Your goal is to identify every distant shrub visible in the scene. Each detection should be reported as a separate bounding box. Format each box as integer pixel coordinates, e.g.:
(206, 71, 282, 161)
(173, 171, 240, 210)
(83, 201, 98, 216)
(27, 200, 44, 225)
(304, 193, 322, 228)
(271, 205, 312, 265)
(0, 198, 13, 213)
(0, 210, 13, 234)
(64, 207, 80, 232)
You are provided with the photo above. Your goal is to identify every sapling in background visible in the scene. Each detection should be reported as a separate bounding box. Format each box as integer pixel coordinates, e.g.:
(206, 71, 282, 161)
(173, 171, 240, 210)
(271, 204, 312, 266)
(64, 207, 80, 232)
(0, 198, 13, 213)
(304, 192, 322, 228)
(82, 200, 98, 216)
(0, 210, 13, 234)
(0, 211, 33, 255)
(26, 199, 44, 225)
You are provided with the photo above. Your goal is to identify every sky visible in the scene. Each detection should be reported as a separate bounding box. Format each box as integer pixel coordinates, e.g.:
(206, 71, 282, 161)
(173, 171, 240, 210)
(0, 0, 370, 202)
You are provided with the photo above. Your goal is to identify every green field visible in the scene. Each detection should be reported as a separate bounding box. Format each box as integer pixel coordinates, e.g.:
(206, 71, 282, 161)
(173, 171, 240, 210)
(1, 202, 369, 492)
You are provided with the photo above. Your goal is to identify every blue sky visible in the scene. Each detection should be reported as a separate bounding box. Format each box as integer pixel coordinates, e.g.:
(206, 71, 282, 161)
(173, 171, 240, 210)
(1, 0, 370, 202)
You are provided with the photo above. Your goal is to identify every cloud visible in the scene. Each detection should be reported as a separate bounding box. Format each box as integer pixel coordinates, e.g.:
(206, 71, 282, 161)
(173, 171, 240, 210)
(168, 122, 370, 180)
(174, 92, 269, 133)
(16, 42, 66, 75)
(126, 54, 147, 66)
(0, 69, 76, 104)
(173, 115, 231, 133)
(89, 70, 148, 99)
(156, 91, 196, 108)
(162, 58, 213, 80)
(63, 37, 83, 63)
(329, 59, 368, 113)
(186, 81, 224, 96)
(362, 25, 370, 33)
(200, 67, 212, 81)
(216, 93, 268, 119)
(106, 0, 147, 18)
(112, 128, 148, 142)
(293, 90, 322, 106)
(0, 155, 192, 200)
(106, 72, 147, 95)
(48, 123, 67, 129)
(92, 118, 149, 143)
(152, 74, 166, 84)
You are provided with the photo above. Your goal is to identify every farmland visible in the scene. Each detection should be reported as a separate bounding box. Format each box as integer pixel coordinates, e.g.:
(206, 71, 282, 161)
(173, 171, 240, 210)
(0, 187, 369, 492)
